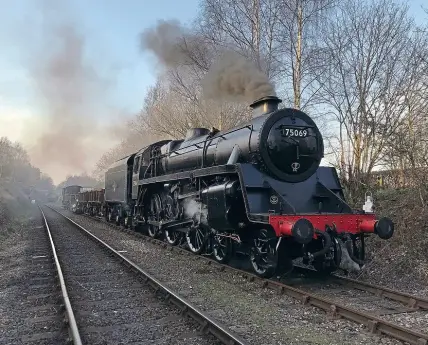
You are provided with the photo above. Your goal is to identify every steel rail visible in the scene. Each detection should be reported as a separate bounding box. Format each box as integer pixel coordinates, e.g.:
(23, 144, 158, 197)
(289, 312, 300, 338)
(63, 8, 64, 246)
(69, 212, 428, 345)
(292, 265, 428, 311)
(333, 274, 428, 310)
(38, 205, 83, 345)
(47, 206, 247, 345)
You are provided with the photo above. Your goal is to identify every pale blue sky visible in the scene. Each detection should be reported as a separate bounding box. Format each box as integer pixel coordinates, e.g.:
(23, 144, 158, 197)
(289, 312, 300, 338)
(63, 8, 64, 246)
(0, 0, 200, 120)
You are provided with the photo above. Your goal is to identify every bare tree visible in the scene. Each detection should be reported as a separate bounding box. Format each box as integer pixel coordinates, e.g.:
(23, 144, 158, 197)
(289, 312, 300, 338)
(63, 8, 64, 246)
(0, 137, 13, 179)
(0, 137, 31, 181)
(381, 39, 428, 193)
(197, 0, 282, 80)
(197, 0, 337, 111)
(273, 0, 337, 110)
(93, 121, 159, 181)
(137, 78, 200, 138)
(318, 0, 428, 200)
(0, 136, 56, 192)
(135, 73, 253, 139)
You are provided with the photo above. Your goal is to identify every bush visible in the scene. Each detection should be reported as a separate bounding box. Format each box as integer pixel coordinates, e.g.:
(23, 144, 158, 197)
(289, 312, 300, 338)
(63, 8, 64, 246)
(0, 181, 34, 239)
(355, 187, 428, 286)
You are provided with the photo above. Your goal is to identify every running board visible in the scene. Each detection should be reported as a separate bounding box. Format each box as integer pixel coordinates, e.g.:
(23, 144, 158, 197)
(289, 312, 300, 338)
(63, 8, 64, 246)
(147, 218, 193, 230)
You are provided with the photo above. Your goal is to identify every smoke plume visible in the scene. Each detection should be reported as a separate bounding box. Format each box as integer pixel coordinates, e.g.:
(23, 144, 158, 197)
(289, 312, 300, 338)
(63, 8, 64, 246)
(30, 26, 94, 171)
(25, 7, 124, 184)
(140, 19, 202, 68)
(140, 20, 276, 103)
(202, 51, 276, 102)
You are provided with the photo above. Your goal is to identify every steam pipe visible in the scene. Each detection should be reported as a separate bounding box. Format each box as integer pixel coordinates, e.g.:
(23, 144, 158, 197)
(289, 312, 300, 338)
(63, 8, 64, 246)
(227, 145, 241, 165)
(307, 230, 332, 260)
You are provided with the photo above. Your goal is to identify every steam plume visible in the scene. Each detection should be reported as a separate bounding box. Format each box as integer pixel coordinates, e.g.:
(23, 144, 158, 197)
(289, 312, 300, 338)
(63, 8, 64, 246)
(183, 198, 202, 219)
(28, 25, 101, 183)
(140, 19, 276, 103)
(26, 11, 124, 184)
(183, 198, 208, 225)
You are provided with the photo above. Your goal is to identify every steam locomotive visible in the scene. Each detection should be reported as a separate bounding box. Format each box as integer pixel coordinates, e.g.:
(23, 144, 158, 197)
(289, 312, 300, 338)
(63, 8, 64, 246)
(63, 96, 394, 277)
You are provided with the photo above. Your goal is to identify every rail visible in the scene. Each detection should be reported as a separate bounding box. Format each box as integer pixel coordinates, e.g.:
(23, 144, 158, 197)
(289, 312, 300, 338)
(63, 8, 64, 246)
(47, 206, 247, 345)
(334, 272, 428, 310)
(292, 265, 428, 311)
(39, 205, 83, 345)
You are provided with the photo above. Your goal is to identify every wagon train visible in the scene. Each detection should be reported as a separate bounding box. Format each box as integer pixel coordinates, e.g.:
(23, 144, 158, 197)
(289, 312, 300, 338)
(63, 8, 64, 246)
(62, 96, 394, 278)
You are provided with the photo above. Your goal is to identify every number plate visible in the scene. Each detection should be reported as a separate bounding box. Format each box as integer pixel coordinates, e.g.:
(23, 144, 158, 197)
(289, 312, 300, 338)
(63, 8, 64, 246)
(280, 128, 308, 138)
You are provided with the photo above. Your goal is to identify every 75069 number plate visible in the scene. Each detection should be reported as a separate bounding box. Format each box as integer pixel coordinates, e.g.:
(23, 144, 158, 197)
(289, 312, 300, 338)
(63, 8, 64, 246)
(280, 128, 308, 138)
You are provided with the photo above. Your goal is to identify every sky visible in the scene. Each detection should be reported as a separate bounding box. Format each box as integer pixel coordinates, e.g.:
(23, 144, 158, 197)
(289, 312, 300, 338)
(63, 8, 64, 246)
(0, 0, 426, 183)
(0, 0, 200, 183)
(0, 0, 200, 132)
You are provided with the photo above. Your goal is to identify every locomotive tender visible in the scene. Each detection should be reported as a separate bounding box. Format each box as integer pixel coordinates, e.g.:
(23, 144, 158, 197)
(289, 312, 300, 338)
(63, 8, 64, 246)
(68, 96, 394, 277)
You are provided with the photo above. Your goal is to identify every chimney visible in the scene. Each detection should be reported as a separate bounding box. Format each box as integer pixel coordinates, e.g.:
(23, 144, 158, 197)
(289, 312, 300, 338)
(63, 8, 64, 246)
(249, 96, 282, 117)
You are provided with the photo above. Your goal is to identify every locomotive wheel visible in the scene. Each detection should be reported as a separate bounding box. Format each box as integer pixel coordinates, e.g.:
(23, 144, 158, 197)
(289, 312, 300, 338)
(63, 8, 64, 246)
(165, 230, 181, 245)
(213, 235, 233, 264)
(148, 194, 162, 238)
(186, 227, 206, 254)
(249, 229, 277, 278)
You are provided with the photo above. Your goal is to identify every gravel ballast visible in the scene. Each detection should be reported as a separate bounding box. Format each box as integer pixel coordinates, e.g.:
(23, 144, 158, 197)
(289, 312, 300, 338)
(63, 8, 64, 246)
(42, 206, 221, 345)
(57, 208, 420, 345)
(290, 279, 428, 334)
(0, 205, 67, 344)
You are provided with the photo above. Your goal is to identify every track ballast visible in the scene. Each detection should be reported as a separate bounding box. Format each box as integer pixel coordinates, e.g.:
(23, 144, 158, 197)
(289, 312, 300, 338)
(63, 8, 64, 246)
(0, 208, 69, 345)
(41, 206, 246, 345)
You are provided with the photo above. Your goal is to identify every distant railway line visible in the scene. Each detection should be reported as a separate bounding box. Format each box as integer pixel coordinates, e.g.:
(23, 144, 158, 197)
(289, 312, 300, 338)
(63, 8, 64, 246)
(51, 204, 428, 345)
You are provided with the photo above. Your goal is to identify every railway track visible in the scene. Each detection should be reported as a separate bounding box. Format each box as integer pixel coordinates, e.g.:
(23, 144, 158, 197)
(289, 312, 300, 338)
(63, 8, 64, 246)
(51, 205, 428, 345)
(40, 206, 246, 345)
(285, 265, 428, 311)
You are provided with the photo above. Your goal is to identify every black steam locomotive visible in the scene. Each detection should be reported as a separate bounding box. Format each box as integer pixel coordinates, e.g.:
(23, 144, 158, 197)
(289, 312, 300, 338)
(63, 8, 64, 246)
(69, 96, 394, 277)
